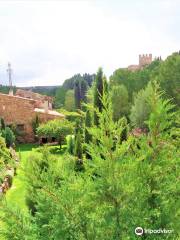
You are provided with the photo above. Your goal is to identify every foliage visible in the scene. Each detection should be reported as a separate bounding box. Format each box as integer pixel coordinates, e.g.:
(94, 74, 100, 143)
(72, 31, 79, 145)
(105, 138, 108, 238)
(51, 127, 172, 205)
(131, 84, 179, 238)
(0, 85, 16, 94)
(84, 110, 92, 144)
(0, 203, 35, 240)
(25, 147, 52, 214)
(67, 135, 74, 155)
(37, 119, 73, 148)
(57, 109, 82, 122)
(111, 84, 129, 121)
(80, 79, 88, 104)
(18, 86, 57, 96)
(0, 136, 14, 185)
(32, 115, 40, 135)
(0, 53, 179, 240)
(155, 52, 180, 106)
(109, 59, 161, 102)
(130, 82, 154, 128)
(93, 67, 106, 125)
(1, 84, 179, 239)
(0, 118, 6, 130)
(54, 86, 66, 108)
(63, 73, 94, 90)
(64, 90, 75, 111)
(74, 131, 82, 159)
(74, 79, 88, 110)
(1, 127, 16, 148)
(74, 80, 81, 110)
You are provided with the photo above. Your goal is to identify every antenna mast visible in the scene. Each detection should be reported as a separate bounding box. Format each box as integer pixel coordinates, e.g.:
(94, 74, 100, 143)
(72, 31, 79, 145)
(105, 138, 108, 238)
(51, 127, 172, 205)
(7, 62, 13, 88)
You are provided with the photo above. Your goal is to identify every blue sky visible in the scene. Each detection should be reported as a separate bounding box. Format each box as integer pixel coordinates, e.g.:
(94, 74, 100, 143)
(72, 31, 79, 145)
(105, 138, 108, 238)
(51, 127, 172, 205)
(0, 0, 179, 87)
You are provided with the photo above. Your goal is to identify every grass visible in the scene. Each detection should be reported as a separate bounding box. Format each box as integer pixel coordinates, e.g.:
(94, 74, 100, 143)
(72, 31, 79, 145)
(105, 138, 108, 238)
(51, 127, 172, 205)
(5, 143, 39, 212)
(0, 143, 66, 239)
(5, 143, 66, 211)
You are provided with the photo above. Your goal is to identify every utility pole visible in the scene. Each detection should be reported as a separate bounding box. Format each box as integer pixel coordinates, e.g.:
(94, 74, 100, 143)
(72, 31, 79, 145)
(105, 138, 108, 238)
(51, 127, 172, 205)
(7, 62, 13, 95)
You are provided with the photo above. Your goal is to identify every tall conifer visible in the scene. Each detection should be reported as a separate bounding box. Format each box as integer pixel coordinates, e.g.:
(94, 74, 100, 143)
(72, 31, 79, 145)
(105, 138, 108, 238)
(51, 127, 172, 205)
(93, 67, 104, 125)
(74, 80, 81, 110)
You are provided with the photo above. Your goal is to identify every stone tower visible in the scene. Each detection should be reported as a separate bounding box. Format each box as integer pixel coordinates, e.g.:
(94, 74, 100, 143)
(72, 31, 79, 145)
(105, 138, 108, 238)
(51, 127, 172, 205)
(139, 54, 152, 68)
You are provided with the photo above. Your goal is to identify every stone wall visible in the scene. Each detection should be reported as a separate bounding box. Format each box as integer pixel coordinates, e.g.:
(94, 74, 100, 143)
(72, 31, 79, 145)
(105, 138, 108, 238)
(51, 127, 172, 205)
(0, 93, 64, 143)
(139, 54, 152, 67)
(127, 54, 152, 71)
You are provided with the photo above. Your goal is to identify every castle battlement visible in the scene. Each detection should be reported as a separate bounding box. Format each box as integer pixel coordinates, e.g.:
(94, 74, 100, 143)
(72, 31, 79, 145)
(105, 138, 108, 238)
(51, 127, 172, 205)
(127, 54, 152, 71)
(139, 54, 152, 67)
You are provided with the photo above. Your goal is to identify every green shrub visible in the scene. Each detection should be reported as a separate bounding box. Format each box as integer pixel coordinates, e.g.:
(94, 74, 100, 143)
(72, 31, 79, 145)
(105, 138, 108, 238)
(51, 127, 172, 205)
(66, 135, 74, 154)
(1, 127, 15, 148)
(130, 82, 153, 128)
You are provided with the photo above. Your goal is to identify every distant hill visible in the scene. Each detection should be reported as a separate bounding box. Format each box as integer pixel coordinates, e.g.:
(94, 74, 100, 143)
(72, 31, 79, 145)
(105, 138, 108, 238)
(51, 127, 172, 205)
(20, 86, 59, 96)
(0, 85, 59, 97)
(0, 73, 95, 98)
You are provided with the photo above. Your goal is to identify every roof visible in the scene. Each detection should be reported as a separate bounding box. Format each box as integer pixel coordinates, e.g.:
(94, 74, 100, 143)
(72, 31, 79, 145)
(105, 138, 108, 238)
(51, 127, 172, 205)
(34, 108, 65, 117)
(16, 89, 53, 101)
(0, 92, 35, 102)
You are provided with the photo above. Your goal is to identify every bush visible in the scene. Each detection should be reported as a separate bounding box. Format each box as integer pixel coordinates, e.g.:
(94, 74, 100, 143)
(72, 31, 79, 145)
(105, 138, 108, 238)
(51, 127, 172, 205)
(66, 135, 74, 154)
(130, 82, 153, 128)
(1, 127, 15, 148)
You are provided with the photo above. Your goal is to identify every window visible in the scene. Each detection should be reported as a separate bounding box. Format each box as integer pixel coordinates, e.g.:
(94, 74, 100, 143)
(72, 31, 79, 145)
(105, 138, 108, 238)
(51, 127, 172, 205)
(17, 124, 25, 131)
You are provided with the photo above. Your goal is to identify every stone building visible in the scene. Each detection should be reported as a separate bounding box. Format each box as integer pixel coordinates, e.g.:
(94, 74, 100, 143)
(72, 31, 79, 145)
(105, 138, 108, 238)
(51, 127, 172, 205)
(0, 90, 65, 143)
(15, 89, 53, 110)
(128, 54, 152, 71)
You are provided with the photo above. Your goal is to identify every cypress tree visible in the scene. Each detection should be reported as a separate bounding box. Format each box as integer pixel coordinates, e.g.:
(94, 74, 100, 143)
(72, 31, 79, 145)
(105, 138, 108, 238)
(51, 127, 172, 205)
(93, 67, 104, 125)
(103, 76, 108, 95)
(0, 118, 6, 130)
(85, 110, 92, 159)
(80, 79, 88, 103)
(67, 136, 74, 154)
(85, 110, 92, 144)
(74, 131, 82, 159)
(74, 80, 81, 110)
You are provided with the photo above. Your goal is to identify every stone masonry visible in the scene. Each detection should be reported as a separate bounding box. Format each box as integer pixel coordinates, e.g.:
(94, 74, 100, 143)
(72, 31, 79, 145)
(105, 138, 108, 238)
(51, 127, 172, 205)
(0, 91, 65, 143)
(128, 54, 152, 71)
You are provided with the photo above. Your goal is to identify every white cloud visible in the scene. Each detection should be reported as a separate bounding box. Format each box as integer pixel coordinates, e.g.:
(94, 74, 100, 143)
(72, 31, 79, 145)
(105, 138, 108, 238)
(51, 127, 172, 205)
(0, 0, 179, 86)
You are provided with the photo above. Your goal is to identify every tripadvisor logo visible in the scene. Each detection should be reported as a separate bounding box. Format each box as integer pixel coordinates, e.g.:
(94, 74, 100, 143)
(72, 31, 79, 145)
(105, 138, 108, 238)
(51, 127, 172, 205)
(135, 226, 174, 236)
(135, 227, 144, 236)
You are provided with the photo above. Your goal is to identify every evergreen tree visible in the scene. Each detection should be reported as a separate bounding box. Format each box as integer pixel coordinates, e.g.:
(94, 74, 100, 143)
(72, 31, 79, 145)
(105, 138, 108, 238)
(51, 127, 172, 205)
(2, 127, 15, 148)
(32, 115, 40, 135)
(103, 76, 108, 95)
(111, 85, 129, 121)
(74, 131, 82, 159)
(93, 67, 104, 125)
(64, 90, 75, 111)
(80, 79, 88, 103)
(84, 110, 92, 144)
(54, 86, 66, 108)
(0, 204, 35, 240)
(0, 118, 6, 130)
(74, 80, 81, 110)
(131, 83, 179, 236)
(67, 135, 74, 155)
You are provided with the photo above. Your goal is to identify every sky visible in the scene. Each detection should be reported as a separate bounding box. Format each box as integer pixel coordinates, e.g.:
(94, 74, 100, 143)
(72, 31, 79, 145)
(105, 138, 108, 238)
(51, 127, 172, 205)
(0, 0, 179, 87)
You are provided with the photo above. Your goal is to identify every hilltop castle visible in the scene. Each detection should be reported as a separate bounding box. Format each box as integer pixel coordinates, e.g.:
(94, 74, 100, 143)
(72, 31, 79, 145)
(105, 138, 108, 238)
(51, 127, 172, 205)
(128, 54, 152, 71)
